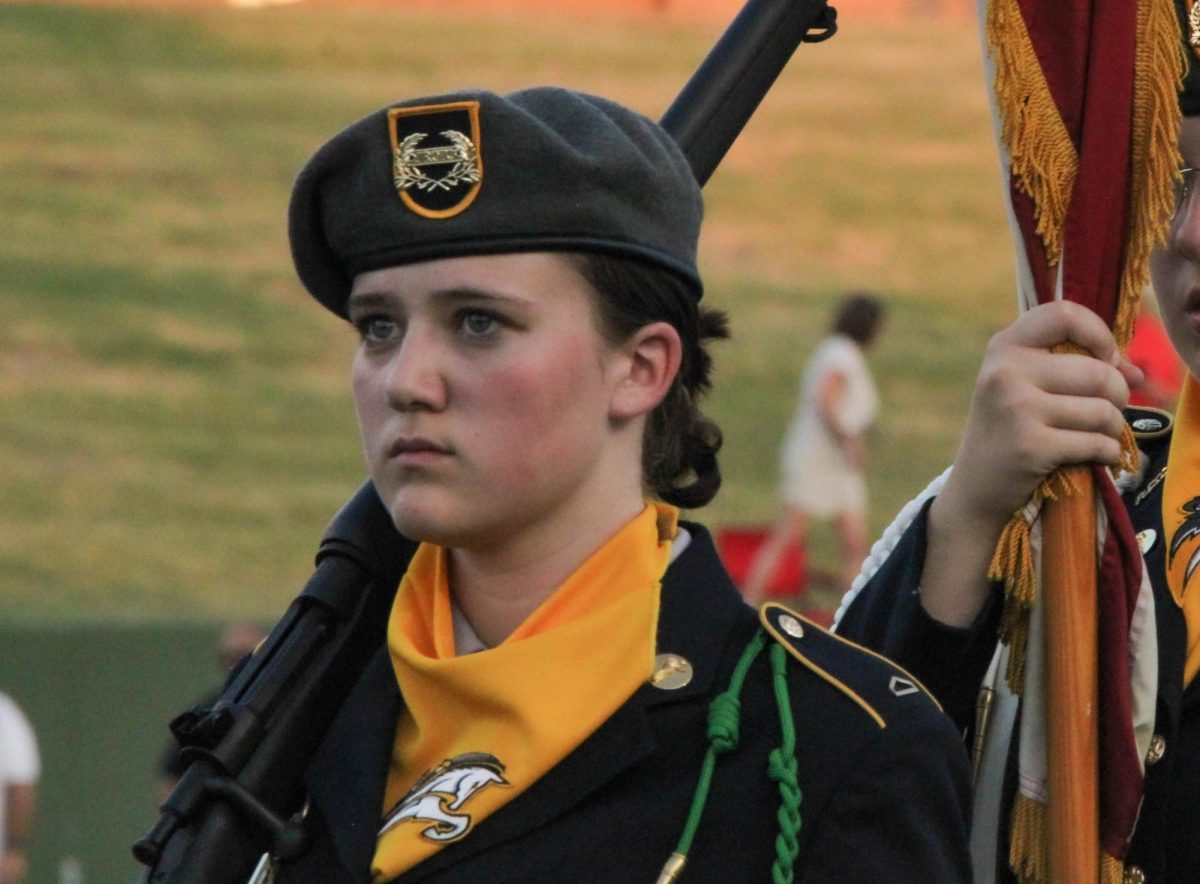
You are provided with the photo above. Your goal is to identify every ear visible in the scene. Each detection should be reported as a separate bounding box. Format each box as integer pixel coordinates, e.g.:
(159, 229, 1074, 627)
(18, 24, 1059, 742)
(608, 321, 683, 421)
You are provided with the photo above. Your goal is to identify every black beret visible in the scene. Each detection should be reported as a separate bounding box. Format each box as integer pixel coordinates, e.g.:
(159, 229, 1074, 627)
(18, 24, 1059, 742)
(289, 87, 704, 317)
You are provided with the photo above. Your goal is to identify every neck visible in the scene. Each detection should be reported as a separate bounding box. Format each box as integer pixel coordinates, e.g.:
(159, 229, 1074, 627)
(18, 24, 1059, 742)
(447, 483, 647, 648)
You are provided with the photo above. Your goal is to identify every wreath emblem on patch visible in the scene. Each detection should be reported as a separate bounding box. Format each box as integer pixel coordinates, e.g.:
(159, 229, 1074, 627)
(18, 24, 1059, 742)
(388, 101, 483, 219)
(379, 752, 509, 843)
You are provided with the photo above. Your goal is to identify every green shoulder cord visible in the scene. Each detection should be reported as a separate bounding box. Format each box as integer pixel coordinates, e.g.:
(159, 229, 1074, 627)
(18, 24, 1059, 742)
(656, 630, 803, 884)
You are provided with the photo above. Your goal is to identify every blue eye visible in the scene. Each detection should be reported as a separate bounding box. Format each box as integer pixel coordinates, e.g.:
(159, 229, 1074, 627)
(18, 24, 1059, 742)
(356, 316, 401, 345)
(461, 311, 501, 337)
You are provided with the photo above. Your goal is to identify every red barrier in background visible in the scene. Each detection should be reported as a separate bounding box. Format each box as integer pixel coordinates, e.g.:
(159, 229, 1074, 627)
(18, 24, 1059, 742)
(716, 526, 806, 597)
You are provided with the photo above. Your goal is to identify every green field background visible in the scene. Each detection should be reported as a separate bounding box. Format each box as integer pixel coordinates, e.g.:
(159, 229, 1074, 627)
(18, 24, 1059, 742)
(1, 1, 1016, 879)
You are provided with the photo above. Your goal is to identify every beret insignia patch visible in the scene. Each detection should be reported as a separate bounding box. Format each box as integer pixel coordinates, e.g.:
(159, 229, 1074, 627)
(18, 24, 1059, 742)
(388, 101, 483, 219)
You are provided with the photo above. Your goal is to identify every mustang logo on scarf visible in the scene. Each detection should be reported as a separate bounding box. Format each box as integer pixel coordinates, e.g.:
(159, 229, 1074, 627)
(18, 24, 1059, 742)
(379, 753, 510, 843)
(1168, 496, 1200, 589)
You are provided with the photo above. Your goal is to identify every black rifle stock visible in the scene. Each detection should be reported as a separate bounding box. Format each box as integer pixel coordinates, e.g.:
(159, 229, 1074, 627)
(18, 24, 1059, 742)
(134, 1, 835, 879)
(134, 481, 417, 882)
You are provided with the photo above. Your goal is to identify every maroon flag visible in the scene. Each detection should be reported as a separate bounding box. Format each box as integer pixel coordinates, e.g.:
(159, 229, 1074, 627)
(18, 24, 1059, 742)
(977, 0, 1181, 880)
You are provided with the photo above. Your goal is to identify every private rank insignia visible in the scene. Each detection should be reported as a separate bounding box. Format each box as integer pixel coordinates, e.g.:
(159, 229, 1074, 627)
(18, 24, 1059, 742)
(388, 101, 483, 219)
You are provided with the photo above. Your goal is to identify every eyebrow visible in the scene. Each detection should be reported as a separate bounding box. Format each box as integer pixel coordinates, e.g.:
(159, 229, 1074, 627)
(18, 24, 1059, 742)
(346, 286, 532, 312)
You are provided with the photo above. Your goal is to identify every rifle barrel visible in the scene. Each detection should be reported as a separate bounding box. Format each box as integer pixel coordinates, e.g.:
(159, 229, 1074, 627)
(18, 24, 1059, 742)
(660, 0, 834, 186)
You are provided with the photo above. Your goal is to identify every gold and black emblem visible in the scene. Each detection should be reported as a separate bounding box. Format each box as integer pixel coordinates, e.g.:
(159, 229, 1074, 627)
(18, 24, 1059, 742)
(379, 753, 509, 843)
(1169, 496, 1200, 590)
(388, 101, 483, 219)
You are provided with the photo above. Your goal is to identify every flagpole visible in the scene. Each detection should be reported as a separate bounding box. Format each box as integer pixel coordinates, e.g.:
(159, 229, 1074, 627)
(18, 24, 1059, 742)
(1041, 466, 1099, 884)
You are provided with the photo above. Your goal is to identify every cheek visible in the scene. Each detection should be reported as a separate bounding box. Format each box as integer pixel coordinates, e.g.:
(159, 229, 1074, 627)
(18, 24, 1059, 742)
(473, 338, 608, 459)
(1150, 250, 1188, 330)
(351, 361, 386, 451)
(1149, 249, 1175, 301)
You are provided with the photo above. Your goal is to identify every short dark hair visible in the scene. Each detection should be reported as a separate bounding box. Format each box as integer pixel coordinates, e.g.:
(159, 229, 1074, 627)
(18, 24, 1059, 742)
(832, 292, 885, 344)
(570, 253, 729, 509)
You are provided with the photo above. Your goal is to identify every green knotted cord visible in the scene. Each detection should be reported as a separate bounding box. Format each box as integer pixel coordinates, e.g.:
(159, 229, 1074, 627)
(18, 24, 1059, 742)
(767, 641, 802, 884)
(670, 629, 766, 860)
(657, 629, 804, 884)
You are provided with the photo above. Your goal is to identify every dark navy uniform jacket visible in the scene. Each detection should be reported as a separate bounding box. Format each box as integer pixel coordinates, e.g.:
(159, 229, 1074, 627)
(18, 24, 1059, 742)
(837, 407, 1200, 884)
(277, 522, 972, 883)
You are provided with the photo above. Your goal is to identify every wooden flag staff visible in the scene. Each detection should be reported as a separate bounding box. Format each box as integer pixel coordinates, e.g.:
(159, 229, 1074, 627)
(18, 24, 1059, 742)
(1042, 473, 1099, 884)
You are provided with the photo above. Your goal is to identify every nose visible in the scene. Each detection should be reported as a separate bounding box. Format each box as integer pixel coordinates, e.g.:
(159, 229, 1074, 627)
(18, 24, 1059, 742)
(385, 326, 447, 412)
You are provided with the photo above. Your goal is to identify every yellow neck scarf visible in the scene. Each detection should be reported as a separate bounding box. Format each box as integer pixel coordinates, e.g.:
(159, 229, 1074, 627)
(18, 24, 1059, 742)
(1163, 374, 1200, 687)
(371, 503, 678, 882)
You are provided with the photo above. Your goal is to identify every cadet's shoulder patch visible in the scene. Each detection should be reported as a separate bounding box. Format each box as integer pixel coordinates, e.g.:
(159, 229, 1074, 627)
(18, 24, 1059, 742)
(1124, 405, 1172, 441)
(759, 603, 942, 730)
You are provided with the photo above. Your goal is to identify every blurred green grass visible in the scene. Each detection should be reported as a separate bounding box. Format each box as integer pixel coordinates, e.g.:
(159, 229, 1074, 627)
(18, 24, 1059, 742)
(0, 2, 1015, 621)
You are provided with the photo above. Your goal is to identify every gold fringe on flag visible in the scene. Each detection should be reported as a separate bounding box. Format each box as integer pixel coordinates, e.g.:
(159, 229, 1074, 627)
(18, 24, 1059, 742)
(992, 511, 1036, 692)
(1116, 0, 1185, 350)
(1009, 794, 1048, 884)
(986, 0, 1079, 265)
(1101, 852, 1125, 884)
(991, 439, 1135, 694)
(1009, 794, 1125, 884)
(990, 465, 1076, 693)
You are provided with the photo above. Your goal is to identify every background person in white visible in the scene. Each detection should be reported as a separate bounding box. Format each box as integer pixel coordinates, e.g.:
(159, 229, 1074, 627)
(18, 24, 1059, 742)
(743, 293, 885, 603)
(0, 692, 39, 884)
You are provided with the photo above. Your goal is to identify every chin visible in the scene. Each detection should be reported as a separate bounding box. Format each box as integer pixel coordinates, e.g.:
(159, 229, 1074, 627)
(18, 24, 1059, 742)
(382, 492, 471, 547)
(386, 505, 451, 545)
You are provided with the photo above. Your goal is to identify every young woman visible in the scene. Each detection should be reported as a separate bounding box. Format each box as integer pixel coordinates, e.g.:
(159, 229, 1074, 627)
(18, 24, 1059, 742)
(836, 22, 1200, 882)
(270, 86, 971, 882)
(743, 293, 886, 604)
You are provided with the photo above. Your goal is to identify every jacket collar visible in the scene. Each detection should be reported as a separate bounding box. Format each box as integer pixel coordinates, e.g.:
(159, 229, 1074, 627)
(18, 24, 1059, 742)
(305, 521, 749, 881)
(304, 646, 402, 881)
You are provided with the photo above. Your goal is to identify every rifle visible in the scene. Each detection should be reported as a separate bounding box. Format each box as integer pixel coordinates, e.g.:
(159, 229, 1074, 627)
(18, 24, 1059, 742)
(133, 1, 836, 880)
(134, 481, 416, 882)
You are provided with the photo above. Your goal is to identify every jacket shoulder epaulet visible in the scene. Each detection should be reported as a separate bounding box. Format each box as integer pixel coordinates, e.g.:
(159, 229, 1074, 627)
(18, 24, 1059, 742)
(1124, 405, 1173, 443)
(1121, 407, 1173, 533)
(759, 603, 942, 730)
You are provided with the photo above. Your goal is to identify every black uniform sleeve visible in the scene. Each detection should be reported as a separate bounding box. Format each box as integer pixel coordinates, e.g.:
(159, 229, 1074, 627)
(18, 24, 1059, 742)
(796, 700, 974, 883)
(835, 498, 1003, 733)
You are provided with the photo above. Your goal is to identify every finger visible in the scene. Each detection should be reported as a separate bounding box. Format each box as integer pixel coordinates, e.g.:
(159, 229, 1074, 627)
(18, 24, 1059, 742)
(1005, 301, 1120, 365)
(1036, 392, 1127, 439)
(1024, 352, 1131, 406)
(1118, 356, 1145, 391)
(1038, 426, 1125, 468)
